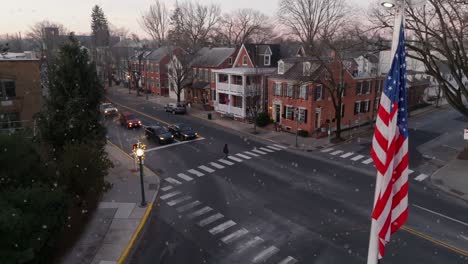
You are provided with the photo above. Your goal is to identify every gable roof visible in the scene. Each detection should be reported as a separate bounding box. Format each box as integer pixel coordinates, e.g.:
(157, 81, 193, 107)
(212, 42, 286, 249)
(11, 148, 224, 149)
(270, 57, 323, 81)
(191, 47, 236, 67)
(146, 46, 178, 62)
(279, 44, 304, 58)
(244, 43, 281, 67)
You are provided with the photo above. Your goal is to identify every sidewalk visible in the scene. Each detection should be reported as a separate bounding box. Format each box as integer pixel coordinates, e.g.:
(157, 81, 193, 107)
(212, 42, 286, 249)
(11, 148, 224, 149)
(59, 142, 160, 264)
(432, 151, 468, 201)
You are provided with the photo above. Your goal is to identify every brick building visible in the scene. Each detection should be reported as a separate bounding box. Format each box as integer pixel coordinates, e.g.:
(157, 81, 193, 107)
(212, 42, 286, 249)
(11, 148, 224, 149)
(0, 52, 42, 131)
(268, 56, 384, 136)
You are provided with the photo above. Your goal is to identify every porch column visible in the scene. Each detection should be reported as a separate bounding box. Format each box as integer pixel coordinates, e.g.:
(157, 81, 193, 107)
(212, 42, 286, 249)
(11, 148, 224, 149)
(228, 94, 232, 114)
(242, 95, 246, 118)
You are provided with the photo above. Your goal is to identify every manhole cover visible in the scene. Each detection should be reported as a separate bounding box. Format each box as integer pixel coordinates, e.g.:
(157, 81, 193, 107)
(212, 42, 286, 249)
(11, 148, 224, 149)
(149, 183, 158, 190)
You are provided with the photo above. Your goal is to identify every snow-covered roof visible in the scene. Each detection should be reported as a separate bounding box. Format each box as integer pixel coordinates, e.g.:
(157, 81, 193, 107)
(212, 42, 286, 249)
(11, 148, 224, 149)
(0, 52, 40, 61)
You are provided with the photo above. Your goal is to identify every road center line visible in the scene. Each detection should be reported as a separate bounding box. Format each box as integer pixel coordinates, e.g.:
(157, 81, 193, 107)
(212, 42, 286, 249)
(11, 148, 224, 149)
(144, 137, 205, 153)
(412, 204, 468, 227)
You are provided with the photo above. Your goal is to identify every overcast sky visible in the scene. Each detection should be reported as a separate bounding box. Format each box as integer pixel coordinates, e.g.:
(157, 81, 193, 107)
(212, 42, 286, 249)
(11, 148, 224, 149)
(1, 0, 374, 37)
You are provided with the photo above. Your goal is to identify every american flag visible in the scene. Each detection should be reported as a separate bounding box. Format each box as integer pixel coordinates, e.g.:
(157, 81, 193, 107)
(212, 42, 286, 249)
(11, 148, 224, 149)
(369, 23, 409, 261)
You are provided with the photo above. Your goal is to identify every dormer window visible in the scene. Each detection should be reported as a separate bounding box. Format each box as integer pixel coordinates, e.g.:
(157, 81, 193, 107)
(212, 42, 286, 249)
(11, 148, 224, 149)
(264, 55, 271, 66)
(242, 56, 248, 65)
(278, 61, 285, 74)
(227, 57, 232, 65)
(303, 62, 311, 76)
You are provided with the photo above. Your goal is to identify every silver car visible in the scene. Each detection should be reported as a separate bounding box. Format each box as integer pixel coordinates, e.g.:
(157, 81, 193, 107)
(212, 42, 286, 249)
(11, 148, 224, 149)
(164, 103, 186, 114)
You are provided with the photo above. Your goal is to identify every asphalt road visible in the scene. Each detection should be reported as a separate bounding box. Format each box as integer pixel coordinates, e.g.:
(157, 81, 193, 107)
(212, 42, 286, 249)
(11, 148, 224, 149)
(104, 89, 468, 264)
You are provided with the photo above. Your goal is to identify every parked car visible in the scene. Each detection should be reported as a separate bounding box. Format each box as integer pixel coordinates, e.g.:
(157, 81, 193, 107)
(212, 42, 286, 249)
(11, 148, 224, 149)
(100, 102, 118, 116)
(164, 103, 186, 114)
(145, 125, 174, 144)
(119, 112, 142, 128)
(168, 123, 198, 140)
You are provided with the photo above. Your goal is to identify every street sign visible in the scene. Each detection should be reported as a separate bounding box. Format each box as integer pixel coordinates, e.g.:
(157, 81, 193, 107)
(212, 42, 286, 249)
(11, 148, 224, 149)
(464, 129, 468, 140)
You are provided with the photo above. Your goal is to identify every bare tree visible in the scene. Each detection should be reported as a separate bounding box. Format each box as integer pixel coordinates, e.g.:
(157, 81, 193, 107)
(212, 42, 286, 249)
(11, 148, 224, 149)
(167, 50, 194, 102)
(27, 20, 68, 49)
(109, 24, 130, 39)
(368, 0, 468, 117)
(139, 0, 169, 46)
(217, 9, 273, 46)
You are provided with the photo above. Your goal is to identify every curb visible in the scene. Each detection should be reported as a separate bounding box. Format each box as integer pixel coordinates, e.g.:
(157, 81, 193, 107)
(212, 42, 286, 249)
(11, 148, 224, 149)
(106, 141, 161, 264)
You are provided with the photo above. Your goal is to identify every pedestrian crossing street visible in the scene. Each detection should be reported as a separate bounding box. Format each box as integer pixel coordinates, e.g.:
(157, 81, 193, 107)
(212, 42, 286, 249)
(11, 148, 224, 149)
(158, 184, 298, 264)
(163, 144, 288, 187)
(320, 147, 430, 182)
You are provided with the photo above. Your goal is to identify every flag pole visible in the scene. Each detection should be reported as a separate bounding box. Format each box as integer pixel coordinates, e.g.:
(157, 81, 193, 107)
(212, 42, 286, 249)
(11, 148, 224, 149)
(367, 1, 405, 264)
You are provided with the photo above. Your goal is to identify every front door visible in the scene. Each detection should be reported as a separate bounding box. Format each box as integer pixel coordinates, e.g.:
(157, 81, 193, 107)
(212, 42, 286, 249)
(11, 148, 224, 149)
(275, 104, 281, 123)
(315, 108, 321, 130)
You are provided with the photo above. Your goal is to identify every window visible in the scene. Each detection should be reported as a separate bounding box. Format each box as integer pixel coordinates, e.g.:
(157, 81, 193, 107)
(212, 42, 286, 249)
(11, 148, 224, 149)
(356, 81, 363, 95)
(212, 90, 216, 101)
(362, 100, 370, 112)
(218, 74, 228, 83)
(156, 79, 160, 88)
(203, 69, 208, 81)
(218, 93, 229, 104)
(274, 83, 282, 96)
(0, 80, 16, 99)
(314, 85, 323, 100)
(341, 104, 345, 117)
(0, 112, 20, 128)
(374, 98, 380, 111)
(298, 108, 307, 123)
(211, 72, 215, 83)
(286, 84, 294, 97)
(299, 85, 308, 99)
(264, 55, 271, 66)
(232, 95, 243, 108)
(232, 75, 243, 85)
(354, 101, 361, 115)
(303, 62, 311, 76)
(364, 80, 371, 94)
(278, 61, 285, 74)
(286, 106, 295, 120)
(227, 57, 233, 65)
(155, 64, 160, 74)
(242, 56, 248, 65)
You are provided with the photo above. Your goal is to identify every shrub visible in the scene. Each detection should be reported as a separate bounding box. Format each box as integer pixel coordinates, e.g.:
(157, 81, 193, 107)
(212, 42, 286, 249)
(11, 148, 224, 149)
(255, 112, 271, 127)
(298, 130, 309, 137)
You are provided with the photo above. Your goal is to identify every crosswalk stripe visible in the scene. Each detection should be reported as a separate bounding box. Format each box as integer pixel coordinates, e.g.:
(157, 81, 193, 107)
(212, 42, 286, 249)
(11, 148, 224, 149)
(176, 200, 202, 213)
(278, 256, 298, 264)
(252, 246, 280, 263)
(198, 213, 224, 227)
(273, 144, 288, 149)
(321, 148, 334, 153)
(362, 158, 373, 164)
(187, 206, 213, 219)
(235, 153, 251, 159)
(340, 152, 354, 158)
(188, 169, 205, 177)
(244, 151, 259, 157)
(351, 155, 365, 161)
(415, 173, 429, 182)
(330, 150, 343, 156)
(228, 155, 243, 162)
(167, 196, 191, 206)
(164, 177, 182, 185)
(199, 165, 215, 173)
(208, 220, 236, 235)
(252, 149, 267, 155)
(161, 186, 173, 192)
(235, 236, 264, 254)
(266, 145, 282, 151)
(408, 169, 415, 174)
(160, 191, 181, 200)
(259, 147, 274, 153)
(218, 159, 234, 166)
(210, 162, 225, 169)
(221, 228, 249, 244)
(177, 173, 193, 182)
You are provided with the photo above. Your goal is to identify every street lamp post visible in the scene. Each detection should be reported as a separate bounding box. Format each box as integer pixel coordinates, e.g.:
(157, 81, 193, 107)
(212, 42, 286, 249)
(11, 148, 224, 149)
(135, 143, 147, 207)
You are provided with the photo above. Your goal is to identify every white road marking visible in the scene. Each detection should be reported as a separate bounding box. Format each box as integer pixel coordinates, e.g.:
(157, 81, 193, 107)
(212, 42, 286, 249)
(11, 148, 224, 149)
(188, 169, 205, 177)
(414, 173, 429, 182)
(266, 145, 282, 151)
(252, 246, 280, 263)
(167, 196, 191, 206)
(144, 137, 205, 153)
(408, 169, 415, 174)
(259, 147, 274, 153)
(218, 159, 234, 166)
(198, 213, 224, 227)
(351, 155, 365, 161)
(161, 186, 173, 192)
(208, 220, 237, 235)
(228, 155, 243, 162)
(460, 234, 468, 241)
(273, 144, 288, 149)
(210, 162, 225, 169)
(244, 151, 259, 157)
(252, 149, 267, 155)
(340, 152, 354, 158)
(177, 173, 193, 182)
(160, 191, 181, 200)
(321, 148, 334, 153)
(278, 256, 298, 264)
(412, 204, 468, 227)
(362, 158, 373, 164)
(235, 236, 264, 253)
(187, 206, 213, 219)
(199, 165, 215, 173)
(164, 177, 182, 185)
(221, 228, 249, 244)
(176, 200, 202, 213)
(330, 150, 343, 156)
(235, 153, 251, 159)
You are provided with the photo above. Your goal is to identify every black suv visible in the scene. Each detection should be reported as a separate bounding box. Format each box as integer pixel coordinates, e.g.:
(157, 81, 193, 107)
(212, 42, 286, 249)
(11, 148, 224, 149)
(145, 125, 174, 144)
(168, 123, 198, 141)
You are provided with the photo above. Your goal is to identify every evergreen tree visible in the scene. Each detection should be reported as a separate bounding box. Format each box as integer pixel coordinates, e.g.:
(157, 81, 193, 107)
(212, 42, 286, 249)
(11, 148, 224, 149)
(167, 1, 186, 47)
(91, 5, 110, 46)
